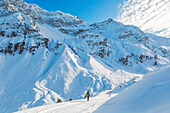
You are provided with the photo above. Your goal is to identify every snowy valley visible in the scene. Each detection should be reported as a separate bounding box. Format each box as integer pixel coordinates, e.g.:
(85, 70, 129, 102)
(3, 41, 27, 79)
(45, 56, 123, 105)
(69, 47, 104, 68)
(0, 0, 169, 113)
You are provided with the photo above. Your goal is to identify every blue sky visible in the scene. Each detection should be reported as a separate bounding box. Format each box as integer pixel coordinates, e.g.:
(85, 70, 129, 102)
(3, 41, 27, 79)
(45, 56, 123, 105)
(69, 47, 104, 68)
(24, 0, 125, 23)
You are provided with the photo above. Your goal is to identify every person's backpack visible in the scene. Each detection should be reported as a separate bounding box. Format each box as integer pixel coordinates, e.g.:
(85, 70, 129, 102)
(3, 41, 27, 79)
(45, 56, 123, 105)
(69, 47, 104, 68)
(86, 91, 90, 96)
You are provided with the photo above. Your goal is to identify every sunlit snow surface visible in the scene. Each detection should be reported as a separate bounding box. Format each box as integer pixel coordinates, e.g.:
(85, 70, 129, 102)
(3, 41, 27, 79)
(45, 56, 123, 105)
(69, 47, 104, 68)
(95, 65, 170, 113)
(0, 0, 169, 112)
(15, 91, 117, 113)
(117, 0, 170, 38)
(15, 66, 170, 113)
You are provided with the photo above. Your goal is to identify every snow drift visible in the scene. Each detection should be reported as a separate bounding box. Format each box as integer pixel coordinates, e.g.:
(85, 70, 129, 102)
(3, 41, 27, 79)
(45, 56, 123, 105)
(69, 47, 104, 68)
(94, 65, 170, 113)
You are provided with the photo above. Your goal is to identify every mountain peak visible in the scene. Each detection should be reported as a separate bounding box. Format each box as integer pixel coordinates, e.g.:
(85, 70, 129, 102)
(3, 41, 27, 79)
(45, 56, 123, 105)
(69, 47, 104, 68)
(2, 0, 85, 27)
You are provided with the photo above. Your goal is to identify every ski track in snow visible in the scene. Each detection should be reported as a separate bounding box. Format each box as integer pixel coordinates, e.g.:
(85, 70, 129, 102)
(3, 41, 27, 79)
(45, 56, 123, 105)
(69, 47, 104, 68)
(16, 91, 117, 113)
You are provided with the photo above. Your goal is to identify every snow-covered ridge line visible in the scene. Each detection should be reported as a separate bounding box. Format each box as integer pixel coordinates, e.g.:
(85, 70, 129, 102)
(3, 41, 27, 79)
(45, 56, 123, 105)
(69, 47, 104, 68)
(2, 0, 84, 27)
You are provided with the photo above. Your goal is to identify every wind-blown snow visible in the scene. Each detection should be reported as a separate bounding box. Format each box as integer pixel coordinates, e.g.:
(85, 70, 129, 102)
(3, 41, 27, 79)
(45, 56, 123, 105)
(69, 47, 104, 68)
(117, 0, 170, 38)
(94, 65, 170, 113)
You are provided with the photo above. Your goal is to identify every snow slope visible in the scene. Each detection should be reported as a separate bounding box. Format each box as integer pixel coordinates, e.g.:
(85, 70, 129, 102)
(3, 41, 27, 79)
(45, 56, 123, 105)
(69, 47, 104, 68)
(15, 91, 117, 113)
(94, 65, 170, 113)
(117, 0, 170, 38)
(0, 44, 142, 113)
(15, 65, 170, 113)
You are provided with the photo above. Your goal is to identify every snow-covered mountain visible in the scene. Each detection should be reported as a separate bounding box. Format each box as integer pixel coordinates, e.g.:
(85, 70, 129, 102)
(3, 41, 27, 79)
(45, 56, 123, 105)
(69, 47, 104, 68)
(117, 0, 170, 38)
(0, 0, 169, 112)
(2, 0, 84, 27)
